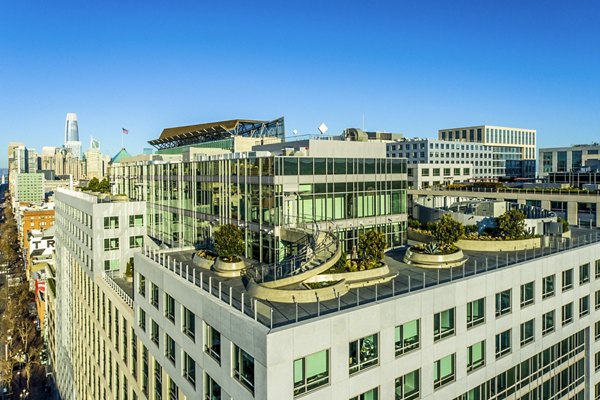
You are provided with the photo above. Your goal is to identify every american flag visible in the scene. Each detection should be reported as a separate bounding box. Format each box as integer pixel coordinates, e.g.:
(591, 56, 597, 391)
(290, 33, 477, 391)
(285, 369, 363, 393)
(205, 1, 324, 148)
(122, 128, 129, 134)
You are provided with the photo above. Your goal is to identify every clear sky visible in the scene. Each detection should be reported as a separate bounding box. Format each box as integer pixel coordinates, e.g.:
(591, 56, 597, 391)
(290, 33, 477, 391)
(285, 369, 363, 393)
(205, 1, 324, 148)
(1, 0, 600, 168)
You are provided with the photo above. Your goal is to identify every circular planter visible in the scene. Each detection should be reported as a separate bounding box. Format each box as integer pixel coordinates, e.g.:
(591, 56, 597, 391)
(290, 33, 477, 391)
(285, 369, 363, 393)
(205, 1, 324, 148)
(213, 257, 246, 277)
(403, 247, 468, 268)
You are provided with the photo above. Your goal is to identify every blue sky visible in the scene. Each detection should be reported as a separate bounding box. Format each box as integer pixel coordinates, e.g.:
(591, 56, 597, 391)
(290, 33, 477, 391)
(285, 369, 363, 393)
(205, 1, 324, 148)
(1, 0, 600, 168)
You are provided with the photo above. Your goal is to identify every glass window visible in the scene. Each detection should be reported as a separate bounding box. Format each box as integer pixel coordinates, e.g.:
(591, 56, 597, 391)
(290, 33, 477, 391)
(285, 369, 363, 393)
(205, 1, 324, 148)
(204, 323, 221, 364)
(542, 310, 555, 335)
(467, 341, 485, 372)
(421, 168, 430, 177)
(165, 334, 175, 364)
(580, 295, 590, 317)
(293, 349, 329, 396)
(138, 308, 146, 331)
(183, 352, 196, 388)
(596, 291, 600, 310)
(434, 309, 455, 342)
(233, 345, 254, 394)
(433, 354, 455, 389)
(104, 216, 119, 229)
(151, 320, 159, 346)
(103, 238, 119, 251)
(350, 387, 379, 400)
(433, 168, 440, 177)
(520, 282, 534, 308)
(129, 214, 144, 227)
(466, 298, 485, 328)
(595, 321, 600, 341)
(151, 283, 159, 308)
(542, 274, 555, 298)
(204, 373, 220, 400)
(395, 320, 419, 356)
(596, 352, 600, 372)
(165, 294, 175, 323)
(520, 319, 534, 346)
(580, 263, 590, 284)
(349, 334, 379, 374)
(395, 369, 419, 400)
(182, 306, 195, 341)
(562, 269, 573, 291)
(495, 329, 511, 358)
(495, 289, 511, 316)
(562, 303, 573, 325)
(595, 260, 600, 279)
(129, 235, 144, 248)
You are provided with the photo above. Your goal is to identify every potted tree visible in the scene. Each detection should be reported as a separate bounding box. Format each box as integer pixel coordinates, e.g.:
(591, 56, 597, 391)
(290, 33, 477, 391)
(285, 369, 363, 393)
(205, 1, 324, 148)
(213, 224, 246, 277)
(404, 214, 468, 268)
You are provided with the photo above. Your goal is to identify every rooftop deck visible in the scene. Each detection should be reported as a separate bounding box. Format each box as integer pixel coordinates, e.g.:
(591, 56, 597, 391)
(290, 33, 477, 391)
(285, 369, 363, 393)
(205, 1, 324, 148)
(143, 228, 600, 330)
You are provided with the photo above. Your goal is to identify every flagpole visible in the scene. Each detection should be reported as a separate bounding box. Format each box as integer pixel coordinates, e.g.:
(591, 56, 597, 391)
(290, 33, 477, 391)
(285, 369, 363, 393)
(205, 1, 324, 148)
(121, 130, 124, 149)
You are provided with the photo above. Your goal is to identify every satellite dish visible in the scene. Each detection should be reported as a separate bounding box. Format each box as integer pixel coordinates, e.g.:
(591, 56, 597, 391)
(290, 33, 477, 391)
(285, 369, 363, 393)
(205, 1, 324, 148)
(318, 123, 328, 135)
(293, 129, 298, 135)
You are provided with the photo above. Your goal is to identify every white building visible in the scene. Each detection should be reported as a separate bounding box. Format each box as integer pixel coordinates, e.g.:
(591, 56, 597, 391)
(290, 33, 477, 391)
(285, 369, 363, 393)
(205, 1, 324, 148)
(407, 163, 473, 189)
(539, 144, 600, 176)
(54, 189, 147, 400)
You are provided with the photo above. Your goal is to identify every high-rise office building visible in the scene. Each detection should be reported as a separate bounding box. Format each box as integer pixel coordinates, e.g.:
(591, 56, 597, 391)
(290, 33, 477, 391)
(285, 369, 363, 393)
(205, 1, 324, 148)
(65, 113, 82, 159)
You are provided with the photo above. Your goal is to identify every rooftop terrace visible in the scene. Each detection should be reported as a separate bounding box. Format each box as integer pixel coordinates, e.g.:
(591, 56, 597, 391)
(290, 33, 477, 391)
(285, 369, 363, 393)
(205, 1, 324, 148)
(141, 227, 600, 330)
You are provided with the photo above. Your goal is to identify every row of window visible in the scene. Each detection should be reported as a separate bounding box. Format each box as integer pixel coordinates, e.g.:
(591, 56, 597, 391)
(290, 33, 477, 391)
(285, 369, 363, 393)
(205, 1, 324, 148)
(103, 214, 144, 229)
(103, 236, 144, 251)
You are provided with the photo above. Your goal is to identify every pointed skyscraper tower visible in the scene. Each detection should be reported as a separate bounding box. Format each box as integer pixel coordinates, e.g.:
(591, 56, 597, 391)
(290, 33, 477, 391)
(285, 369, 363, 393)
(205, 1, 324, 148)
(64, 112, 82, 159)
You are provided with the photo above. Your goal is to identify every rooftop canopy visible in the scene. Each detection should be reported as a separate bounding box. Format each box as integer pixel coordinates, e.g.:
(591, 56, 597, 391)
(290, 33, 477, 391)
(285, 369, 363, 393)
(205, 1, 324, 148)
(148, 117, 285, 150)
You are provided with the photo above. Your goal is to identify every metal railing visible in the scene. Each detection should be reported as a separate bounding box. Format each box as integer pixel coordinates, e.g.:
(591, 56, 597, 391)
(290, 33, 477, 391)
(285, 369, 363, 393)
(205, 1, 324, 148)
(410, 186, 600, 198)
(102, 272, 134, 308)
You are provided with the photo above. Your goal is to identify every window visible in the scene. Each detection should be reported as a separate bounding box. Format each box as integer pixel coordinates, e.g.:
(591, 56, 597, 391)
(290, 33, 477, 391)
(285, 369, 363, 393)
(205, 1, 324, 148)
(580, 263, 590, 284)
(542, 310, 555, 335)
(520, 282, 534, 308)
(293, 349, 329, 396)
(103, 238, 119, 251)
(151, 320, 159, 346)
(151, 283, 159, 308)
(542, 274, 555, 298)
(154, 360, 162, 400)
(580, 295, 590, 317)
(204, 323, 221, 363)
(395, 369, 419, 400)
(138, 308, 146, 331)
(168, 377, 179, 400)
(129, 214, 143, 227)
(421, 168, 430, 177)
(562, 269, 573, 291)
(433, 168, 440, 177)
(165, 334, 175, 364)
(433, 354, 455, 389)
(182, 306, 195, 341)
(495, 330, 511, 358)
(138, 273, 146, 297)
(466, 298, 485, 328)
(596, 291, 600, 310)
(349, 334, 379, 374)
(350, 388, 379, 400)
(233, 345, 254, 394)
(183, 352, 196, 388)
(104, 216, 119, 229)
(596, 352, 600, 372)
(595, 321, 600, 341)
(434, 308, 455, 341)
(595, 260, 600, 279)
(467, 341, 485, 372)
(562, 303, 573, 325)
(129, 235, 144, 248)
(204, 373, 221, 400)
(103, 259, 119, 271)
(520, 319, 535, 346)
(395, 319, 419, 356)
(495, 289, 511, 316)
(165, 294, 175, 323)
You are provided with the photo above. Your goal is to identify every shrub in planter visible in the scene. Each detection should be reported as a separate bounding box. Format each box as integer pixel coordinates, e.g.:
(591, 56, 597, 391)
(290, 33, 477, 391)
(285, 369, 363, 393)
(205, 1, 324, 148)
(496, 209, 526, 239)
(125, 258, 134, 278)
(357, 229, 387, 269)
(214, 224, 244, 262)
(432, 214, 464, 246)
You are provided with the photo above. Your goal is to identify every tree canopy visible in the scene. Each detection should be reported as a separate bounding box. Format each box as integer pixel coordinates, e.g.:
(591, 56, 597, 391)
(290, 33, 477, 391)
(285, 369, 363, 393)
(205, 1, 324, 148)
(214, 224, 244, 261)
(432, 214, 464, 245)
(496, 209, 527, 239)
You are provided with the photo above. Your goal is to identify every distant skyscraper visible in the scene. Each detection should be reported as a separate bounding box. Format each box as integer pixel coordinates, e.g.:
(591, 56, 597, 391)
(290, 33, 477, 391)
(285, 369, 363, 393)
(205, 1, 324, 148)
(64, 113, 79, 143)
(64, 113, 82, 159)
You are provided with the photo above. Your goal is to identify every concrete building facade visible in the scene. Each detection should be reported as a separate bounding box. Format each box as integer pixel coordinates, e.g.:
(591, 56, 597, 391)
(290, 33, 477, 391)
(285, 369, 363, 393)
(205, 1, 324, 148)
(539, 144, 600, 176)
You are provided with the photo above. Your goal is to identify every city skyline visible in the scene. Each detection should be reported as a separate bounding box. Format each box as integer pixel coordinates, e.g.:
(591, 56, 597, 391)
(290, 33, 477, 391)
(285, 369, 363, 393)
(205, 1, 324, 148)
(2, 1, 600, 167)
